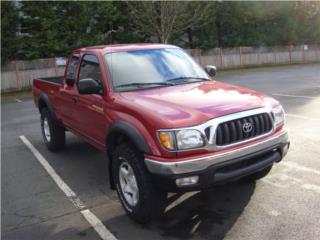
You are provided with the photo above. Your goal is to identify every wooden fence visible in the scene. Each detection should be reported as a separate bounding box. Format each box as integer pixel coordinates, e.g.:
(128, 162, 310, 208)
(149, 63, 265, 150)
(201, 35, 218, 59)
(186, 45, 320, 69)
(1, 45, 320, 92)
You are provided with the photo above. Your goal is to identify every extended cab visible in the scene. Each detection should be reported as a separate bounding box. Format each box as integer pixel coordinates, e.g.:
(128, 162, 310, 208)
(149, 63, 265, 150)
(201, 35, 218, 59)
(33, 44, 290, 223)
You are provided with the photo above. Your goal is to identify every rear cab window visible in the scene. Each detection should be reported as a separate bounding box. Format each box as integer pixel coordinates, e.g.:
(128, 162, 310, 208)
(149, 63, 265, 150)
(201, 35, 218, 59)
(66, 54, 80, 80)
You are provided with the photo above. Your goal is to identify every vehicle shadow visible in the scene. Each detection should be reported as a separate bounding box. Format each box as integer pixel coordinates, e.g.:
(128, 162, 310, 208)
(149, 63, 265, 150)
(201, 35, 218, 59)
(52, 137, 256, 239)
(153, 181, 256, 239)
(33, 135, 256, 240)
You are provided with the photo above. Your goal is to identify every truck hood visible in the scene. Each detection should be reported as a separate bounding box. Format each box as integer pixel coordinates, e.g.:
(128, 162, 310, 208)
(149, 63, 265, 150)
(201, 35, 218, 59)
(119, 81, 275, 128)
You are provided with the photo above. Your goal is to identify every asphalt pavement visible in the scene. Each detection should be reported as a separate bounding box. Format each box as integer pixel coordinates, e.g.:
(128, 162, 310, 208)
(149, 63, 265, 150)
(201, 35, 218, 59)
(2, 63, 320, 240)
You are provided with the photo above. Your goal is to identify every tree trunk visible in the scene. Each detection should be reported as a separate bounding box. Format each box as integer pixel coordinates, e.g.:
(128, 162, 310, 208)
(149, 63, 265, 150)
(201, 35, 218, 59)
(215, 3, 223, 47)
(187, 28, 194, 48)
(216, 17, 222, 47)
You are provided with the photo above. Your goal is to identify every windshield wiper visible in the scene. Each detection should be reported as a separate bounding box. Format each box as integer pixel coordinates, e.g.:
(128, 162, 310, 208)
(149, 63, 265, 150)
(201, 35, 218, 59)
(165, 76, 210, 83)
(116, 82, 174, 89)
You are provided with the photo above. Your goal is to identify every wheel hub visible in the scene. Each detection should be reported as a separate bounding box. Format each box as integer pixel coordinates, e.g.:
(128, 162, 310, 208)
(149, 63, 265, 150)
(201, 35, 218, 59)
(43, 118, 51, 142)
(119, 161, 139, 207)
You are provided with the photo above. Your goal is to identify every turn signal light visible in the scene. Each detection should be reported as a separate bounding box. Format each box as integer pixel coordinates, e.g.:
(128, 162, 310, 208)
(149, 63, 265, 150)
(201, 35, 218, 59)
(158, 132, 175, 150)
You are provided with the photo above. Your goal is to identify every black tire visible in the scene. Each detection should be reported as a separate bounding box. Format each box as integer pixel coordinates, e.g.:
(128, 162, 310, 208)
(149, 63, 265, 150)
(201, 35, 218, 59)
(41, 108, 65, 151)
(112, 142, 167, 224)
(243, 166, 272, 182)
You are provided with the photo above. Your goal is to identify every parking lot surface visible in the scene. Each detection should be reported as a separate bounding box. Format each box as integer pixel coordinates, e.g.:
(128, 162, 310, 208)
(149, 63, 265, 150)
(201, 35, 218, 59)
(2, 64, 320, 240)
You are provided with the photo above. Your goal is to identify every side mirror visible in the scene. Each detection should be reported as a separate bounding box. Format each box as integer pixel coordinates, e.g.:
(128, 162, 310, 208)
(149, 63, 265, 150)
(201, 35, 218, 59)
(78, 78, 101, 94)
(66, 77, 74, 86)
(204, 65, 217, 78)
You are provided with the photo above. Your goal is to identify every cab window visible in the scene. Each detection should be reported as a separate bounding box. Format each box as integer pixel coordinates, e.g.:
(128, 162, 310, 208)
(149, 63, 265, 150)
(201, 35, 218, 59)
(78, 54, 103, 86)
(66, 54, 79, 80)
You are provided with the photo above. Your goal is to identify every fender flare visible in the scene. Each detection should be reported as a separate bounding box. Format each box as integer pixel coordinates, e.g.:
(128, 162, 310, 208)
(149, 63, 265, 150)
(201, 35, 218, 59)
(106, 121, 150, 190)
(38, 93, 57, 120)
(106, 121, 150, 154)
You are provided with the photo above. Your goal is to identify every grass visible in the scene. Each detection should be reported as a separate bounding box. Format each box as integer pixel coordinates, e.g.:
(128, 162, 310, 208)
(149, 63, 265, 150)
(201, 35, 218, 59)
(1, 89, 33, 103)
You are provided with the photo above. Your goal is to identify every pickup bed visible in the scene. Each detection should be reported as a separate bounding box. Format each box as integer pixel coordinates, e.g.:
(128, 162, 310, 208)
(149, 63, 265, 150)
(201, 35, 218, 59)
(38, 76, 64, 84)
(33, 44, 290, 224)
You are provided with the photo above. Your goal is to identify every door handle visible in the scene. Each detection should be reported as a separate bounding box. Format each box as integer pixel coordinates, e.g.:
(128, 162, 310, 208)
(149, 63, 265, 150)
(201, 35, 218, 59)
(72, 96, 78, 103)
(91, 104, 104, 113)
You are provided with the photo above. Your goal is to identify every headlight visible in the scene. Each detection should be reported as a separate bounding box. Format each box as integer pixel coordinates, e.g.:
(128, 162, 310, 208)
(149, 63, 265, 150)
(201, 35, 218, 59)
(272, 105, 285, 129)
(158, 129, 205, 150)
(176, 130, 204, 150)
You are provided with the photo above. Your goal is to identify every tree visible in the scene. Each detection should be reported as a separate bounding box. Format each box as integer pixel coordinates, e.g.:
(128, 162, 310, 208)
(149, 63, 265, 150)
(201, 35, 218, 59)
(1, 1, 19, 64)
(18, 1, 132, 59)
(127, 1, 211, 44)
(293, 1, 320, 45)
(3, 1, 320, 61)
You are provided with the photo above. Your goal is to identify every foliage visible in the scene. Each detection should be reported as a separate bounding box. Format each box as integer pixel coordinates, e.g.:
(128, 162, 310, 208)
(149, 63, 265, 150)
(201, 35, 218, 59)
(1, 1, 319, 62)
(19, 1, 126, 59)
(1, 1, 19, 64)
(127, 1, 211, 43)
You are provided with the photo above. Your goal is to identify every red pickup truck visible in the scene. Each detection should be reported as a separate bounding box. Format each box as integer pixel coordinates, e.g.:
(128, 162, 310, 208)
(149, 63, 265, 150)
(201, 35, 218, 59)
(33, 44, 289, 223)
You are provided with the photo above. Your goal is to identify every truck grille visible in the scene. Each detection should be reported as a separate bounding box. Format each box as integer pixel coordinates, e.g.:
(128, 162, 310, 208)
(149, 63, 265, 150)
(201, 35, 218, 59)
(215, 113, 273, 146)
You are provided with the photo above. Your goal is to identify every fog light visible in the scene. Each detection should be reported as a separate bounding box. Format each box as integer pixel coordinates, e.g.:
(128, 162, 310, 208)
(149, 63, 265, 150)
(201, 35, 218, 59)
(176, 176, 199, 187)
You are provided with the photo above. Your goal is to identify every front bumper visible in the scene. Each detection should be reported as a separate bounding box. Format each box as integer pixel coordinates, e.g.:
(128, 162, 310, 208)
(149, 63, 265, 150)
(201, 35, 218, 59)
(145, 129, 289, 191)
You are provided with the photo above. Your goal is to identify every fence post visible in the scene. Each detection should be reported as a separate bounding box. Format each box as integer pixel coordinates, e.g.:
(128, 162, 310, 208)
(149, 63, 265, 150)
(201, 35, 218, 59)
(220, 48, 224, 69)
(198, 49, 202, 66)
(15, 61, 21, 90)
(239, 47, 242, 68)
(54, 58, 58, 76)
(302, 45, 306, 63)
(289, 44, 292, 64)
(273, 47, 277, 64)
(212, 49, 216, 67)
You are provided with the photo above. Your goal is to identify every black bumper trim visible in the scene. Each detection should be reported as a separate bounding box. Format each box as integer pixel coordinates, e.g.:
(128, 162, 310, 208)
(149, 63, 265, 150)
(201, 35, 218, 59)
(149, 143, 288, 192)
(214, 151, 279, 182)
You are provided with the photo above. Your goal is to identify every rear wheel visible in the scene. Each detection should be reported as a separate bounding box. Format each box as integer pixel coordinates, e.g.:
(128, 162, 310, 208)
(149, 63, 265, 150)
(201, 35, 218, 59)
(41, 108, 65, 151)
(112, 142, 166, 224)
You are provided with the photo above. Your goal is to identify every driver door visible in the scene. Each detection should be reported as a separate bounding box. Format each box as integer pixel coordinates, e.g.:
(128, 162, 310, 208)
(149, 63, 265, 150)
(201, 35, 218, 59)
(72, 53, 107, 147)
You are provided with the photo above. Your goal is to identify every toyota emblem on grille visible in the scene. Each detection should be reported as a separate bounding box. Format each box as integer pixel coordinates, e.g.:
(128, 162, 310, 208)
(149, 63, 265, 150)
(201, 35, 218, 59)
(242, 122, 253, 133)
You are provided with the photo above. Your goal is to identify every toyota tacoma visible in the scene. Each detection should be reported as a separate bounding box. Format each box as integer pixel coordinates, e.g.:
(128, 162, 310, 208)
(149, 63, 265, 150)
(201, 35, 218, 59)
(33, 44, 290, 223)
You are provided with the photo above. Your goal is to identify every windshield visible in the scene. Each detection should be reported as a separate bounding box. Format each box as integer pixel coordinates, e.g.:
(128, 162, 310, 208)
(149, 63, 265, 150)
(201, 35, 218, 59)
(104, 48, 209, 91)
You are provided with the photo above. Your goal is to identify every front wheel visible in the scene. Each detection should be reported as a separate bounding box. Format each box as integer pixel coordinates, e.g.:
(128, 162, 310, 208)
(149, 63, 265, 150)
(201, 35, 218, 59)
(112, 143, 166, 224)
(41, 108, 65, 151)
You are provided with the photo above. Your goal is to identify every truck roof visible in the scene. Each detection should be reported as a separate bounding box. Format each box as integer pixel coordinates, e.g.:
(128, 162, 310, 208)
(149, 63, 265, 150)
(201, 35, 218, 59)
(74, 43, 179, 54)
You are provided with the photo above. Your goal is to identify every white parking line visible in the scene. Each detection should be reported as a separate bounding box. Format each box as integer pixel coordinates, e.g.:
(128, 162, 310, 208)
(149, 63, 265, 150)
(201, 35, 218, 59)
(262, 173, 303, 188)
(19, 136, 85, 210)
(81, 209, 118, 240)
(281, 161, 320, 176)
(165, 191, 199, 213)
(262, 160, 320, 195)
(302, 184, 320, 194)
(263, 172, 320, 195)
(272, 93, 318, 100)
(19, 135, 117, 240)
